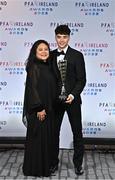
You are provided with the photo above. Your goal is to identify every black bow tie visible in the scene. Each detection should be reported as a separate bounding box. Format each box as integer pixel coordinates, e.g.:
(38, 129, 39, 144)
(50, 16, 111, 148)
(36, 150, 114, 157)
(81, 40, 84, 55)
(57, 50, 65, 56)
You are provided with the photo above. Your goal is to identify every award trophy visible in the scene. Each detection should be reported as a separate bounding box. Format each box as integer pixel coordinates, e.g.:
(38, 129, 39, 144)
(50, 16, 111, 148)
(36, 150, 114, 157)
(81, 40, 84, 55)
(58, 59, 67, 103)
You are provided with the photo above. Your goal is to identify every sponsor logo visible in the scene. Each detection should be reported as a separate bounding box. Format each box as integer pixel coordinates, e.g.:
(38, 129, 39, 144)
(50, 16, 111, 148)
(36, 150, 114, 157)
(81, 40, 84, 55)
(0, 61, 25, 75)
(0, 100, 23, 114)
(99, 102, 115, 116)
(49, 42, 57, 49)
(50, 22, 84, 35)
(101, 22, 115, 36)
(24, 41, 33, 48)
(75, 42, 108, 56)
(83, 82, 107, 96)
(24, 1, 58, 15)
(83, 121, 106, 135)
(24, 41, 57, 50)
(75, 1, 110, 16)
(0, 21, 33, 35)
(100, 63, 115, 77)
(0, 81, 7, 91)
(0, 121, 7, 130)
(0, 1, 7, 11)
(0, 41, 7, 51)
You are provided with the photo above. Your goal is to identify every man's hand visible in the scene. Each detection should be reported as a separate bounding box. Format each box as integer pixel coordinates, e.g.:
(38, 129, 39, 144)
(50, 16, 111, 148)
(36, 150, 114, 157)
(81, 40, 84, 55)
(37, 110, 46, 121)
(65, 94, 74, 104)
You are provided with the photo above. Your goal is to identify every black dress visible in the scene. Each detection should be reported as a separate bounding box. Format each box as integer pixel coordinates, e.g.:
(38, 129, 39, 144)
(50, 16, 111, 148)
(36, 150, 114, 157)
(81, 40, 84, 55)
(22, 59, 56, 177)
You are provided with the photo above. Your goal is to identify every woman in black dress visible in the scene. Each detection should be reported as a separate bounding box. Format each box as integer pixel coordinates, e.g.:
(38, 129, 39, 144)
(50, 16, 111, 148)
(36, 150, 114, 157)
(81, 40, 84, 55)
(22, 40, 56, 177)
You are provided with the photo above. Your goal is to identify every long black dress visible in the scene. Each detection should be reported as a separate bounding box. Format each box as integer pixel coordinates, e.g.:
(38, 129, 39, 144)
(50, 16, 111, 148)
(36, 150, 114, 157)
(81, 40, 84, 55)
(22, 58, 56, 177)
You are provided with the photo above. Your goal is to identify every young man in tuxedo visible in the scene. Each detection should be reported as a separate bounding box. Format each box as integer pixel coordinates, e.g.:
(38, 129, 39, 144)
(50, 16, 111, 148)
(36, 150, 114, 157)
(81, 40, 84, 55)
(51, 25, 86, 175)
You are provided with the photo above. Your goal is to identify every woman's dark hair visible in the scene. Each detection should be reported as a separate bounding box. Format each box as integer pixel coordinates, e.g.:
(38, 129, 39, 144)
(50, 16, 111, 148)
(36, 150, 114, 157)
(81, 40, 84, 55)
(26, 39, 50, 71)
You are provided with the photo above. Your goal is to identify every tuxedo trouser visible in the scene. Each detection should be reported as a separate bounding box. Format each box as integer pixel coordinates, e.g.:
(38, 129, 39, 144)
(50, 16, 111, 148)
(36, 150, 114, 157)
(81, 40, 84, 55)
(52, 101, 84, 168)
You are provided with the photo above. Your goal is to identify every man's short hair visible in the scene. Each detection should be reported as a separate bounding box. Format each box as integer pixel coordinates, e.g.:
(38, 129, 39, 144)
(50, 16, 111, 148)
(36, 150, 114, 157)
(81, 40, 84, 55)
(55, 25, 71, 35)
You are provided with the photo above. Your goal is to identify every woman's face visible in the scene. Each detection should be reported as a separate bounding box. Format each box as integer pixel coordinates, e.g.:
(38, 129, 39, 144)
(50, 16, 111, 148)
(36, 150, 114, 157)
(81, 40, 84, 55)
(36, 43, 49, 61)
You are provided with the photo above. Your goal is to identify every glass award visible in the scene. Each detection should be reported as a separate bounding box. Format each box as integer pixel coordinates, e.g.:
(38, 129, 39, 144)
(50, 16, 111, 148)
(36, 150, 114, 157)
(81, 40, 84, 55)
(58, 59, 67, 103)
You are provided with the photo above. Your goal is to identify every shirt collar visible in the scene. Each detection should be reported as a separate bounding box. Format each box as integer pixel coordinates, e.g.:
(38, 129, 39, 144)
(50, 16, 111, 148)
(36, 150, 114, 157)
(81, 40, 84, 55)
(57, 45, 68, 54)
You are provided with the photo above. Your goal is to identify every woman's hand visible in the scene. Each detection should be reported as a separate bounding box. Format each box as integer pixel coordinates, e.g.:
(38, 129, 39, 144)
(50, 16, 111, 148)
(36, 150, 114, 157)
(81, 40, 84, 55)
(37, 110, 46, 121)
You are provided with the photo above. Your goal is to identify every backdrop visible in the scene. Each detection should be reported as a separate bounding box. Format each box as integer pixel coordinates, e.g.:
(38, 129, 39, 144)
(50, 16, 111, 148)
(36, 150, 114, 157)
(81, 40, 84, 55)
(0, 0, 115, 148)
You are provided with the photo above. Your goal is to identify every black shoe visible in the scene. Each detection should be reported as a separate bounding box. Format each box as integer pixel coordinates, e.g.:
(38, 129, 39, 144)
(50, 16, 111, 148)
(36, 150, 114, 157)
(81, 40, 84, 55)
(75, 166, 84, 175)
(50, 165, 58, 174)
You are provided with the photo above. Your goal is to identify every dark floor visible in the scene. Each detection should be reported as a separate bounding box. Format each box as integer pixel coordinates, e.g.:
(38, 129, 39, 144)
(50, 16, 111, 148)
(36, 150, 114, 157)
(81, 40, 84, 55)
(0, 145, 115, 179)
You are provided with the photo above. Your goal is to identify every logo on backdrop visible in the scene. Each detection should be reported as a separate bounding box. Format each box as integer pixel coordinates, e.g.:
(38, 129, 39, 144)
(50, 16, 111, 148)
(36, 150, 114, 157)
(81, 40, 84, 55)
(0, 81, 7, 91)
(0, 121, 7, 130)
(24, 1, 58, 15)
(100, 63, 115, 77)
(0, 100, 23, 114)
(24, 41, 57, 50)
(50, 22, 84, 35)
(75, 1, 110, 16)
(0, 61, 25, 75)
(49, 42, 57, 49)
(0, 41, 7, 51)
(75, 42, 108, 56)
(99, 102, 115, 116)
(0, 1, 7, 11)
(83, 82, 107, 96)
(0, 21, 33, 35)
(101, 22, 115, 36)
(24, 41, 33, 48)
(83, 121, 106, 135)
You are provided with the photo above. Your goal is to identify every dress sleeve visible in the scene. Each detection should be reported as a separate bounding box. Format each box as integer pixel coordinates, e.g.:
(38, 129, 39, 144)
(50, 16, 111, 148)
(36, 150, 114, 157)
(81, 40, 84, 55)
(24, 64, 44, 114)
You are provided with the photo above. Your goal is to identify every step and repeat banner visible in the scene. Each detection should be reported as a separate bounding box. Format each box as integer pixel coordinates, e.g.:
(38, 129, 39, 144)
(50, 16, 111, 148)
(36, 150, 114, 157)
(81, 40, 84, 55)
(0, 0, 115, 148)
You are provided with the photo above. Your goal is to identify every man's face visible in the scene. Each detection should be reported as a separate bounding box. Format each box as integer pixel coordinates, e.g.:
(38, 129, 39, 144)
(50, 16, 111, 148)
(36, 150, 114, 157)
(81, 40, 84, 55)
(55, 34, 70, 50)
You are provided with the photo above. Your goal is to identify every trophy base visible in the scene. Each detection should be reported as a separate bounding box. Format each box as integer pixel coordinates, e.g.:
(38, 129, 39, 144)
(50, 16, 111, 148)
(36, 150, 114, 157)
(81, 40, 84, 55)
(58, 94, 67, 103)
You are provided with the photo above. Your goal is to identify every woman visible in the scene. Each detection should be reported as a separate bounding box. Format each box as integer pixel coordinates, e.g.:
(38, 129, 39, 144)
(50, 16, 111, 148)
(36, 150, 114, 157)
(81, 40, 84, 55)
(22, 40, 56, 177)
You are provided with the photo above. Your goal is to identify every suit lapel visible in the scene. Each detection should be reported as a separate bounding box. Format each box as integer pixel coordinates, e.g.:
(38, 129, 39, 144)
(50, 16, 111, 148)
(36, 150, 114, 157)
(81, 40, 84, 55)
(64, 46, 71, 61)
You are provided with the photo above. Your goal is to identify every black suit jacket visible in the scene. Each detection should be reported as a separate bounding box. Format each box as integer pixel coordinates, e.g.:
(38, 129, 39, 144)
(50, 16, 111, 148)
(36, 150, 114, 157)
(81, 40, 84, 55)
(52, 46, 86, 104)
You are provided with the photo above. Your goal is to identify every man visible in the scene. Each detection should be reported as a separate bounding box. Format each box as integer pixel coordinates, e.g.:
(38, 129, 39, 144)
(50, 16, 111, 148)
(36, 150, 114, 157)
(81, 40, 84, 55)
(51, 25, 86, 175)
